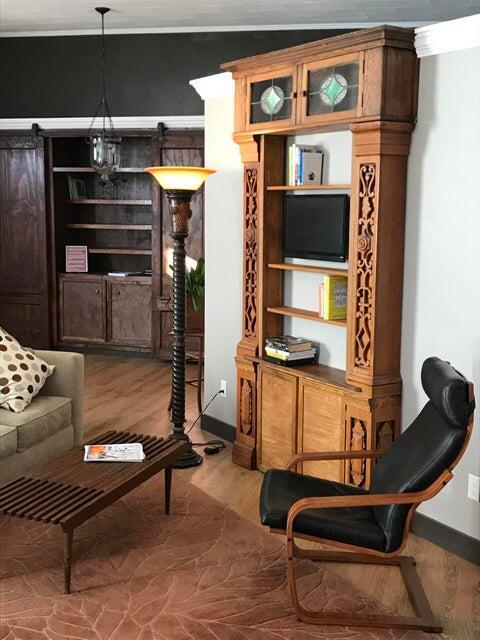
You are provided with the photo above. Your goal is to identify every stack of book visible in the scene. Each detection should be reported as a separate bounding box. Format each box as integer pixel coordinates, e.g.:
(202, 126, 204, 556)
(264, 336, 316, 367)
(288, 144, 324, 186)
(319, 275, 348, 321)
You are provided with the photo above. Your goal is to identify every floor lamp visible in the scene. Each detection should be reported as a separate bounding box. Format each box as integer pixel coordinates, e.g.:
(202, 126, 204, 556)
(145, 166, 216, 468)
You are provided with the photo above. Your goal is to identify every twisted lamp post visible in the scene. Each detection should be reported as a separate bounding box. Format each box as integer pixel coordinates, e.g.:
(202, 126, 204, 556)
(145, 166, 216, 468)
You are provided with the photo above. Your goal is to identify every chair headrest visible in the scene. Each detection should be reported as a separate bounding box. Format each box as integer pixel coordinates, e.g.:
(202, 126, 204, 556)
(421, 357, 474, 429)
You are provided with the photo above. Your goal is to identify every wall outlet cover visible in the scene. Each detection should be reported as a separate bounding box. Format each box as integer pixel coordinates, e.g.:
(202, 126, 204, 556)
(220, 379, 227, 397)
(467, 474, 480, 501)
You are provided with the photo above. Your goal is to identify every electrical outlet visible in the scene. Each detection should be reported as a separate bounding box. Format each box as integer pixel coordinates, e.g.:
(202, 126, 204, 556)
(220, 379, 227, 397)
(467, 474, 480, 501)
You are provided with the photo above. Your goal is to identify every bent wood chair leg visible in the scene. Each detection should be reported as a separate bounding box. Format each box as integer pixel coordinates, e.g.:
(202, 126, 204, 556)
(287, 540, 442, 633)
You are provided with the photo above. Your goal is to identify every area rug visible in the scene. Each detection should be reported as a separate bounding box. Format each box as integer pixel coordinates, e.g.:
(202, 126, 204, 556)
(1, 476, 426, 640)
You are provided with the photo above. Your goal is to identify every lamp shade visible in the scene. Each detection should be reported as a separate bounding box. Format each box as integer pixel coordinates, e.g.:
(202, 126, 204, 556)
(144, 166, 216, 191)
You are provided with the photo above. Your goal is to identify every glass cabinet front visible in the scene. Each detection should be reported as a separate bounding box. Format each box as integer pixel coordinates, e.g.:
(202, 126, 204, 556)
(303, 59, 360, 120)
(248, 73, 295, 126)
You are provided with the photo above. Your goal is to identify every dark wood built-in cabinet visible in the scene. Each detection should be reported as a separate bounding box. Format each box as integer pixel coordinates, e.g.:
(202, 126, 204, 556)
(0, 128, 204, 357)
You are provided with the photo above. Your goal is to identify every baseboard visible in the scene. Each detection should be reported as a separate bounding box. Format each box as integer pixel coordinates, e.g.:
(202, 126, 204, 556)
(201, 414, 236, 443)
(411, 513, 480, 565)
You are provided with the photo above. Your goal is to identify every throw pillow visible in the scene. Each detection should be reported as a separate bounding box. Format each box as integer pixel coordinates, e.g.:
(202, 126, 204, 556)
(0, 328, 54, 413)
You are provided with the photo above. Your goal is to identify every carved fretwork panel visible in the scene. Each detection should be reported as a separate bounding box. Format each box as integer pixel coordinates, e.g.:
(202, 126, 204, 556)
(240, 378, 254, 436)
(349, 418, 367, 487)
(353, 163, 376, 371)
(376, 420, 394, 452)
(244, 167, 258, 339)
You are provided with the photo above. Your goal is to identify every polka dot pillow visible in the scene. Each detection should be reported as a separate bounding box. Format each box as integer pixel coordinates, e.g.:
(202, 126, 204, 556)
(0, 327, 55, 413)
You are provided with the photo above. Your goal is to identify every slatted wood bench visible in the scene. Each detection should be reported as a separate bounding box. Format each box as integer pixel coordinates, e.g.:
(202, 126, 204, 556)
(0, 430, 187, 593)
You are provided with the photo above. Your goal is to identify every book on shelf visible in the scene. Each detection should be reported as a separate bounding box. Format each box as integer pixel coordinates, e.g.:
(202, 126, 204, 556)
(288, 144, 324, 186)
(263, 354, 316, 367)
(83, 443, 145, 462)
(107, 271, 147, 277)
(320, 275, 348, 320)
(265, 335, 312, 352)
(265, 346, 316, 361)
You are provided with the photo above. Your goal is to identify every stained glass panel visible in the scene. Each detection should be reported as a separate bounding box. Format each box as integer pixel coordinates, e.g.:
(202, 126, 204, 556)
(250, 75, 293, 124)
(307, 62, 359, 116)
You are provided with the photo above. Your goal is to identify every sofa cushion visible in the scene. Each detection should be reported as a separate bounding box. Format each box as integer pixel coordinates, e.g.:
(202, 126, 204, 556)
(0, 327, 55, 413)
(0, 396, 71, 452)
(0, 425, 17, 460)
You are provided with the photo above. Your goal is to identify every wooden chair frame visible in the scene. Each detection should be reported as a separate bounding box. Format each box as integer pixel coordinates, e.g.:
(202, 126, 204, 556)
(270, 383, 474, 634)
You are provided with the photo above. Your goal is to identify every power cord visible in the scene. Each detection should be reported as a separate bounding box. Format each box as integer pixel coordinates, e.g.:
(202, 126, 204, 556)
(185, 389, 227, 455)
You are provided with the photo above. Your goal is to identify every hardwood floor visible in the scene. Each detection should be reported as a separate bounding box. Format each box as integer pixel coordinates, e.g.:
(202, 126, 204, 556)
(85, 354, 480, 640)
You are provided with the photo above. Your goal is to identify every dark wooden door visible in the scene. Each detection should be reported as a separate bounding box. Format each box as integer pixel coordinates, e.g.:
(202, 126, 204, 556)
(59, 275, 106, 343)
(151, 131, 204, 359)
(107, 279, 151, 347)
(0, 134, 50, 347)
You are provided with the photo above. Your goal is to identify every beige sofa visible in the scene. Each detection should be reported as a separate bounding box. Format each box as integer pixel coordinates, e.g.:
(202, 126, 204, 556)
(0, 350, 84, 486)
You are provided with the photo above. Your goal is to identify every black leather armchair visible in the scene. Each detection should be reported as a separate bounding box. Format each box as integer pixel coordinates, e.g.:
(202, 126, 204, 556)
(259, 357, 475, 633)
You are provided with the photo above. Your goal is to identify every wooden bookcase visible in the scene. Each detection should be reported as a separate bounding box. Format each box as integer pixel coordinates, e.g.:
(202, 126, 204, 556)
(221, 26, 419, 488)
(44, 129, 204, 357)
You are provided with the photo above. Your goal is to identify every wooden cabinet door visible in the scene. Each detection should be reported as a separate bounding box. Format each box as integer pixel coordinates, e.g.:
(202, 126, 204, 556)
(59, 276, 106, 343)
(108, 280, 151, 348)
(297, 53, 363, 127)
(245, 66, 298, 132)
(257, 366, 297, 470)
(0, 135, 50, 347)
(297, 380, 345, 481)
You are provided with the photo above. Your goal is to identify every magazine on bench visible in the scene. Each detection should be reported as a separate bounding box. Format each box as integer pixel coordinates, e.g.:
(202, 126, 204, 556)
(83, 443, 145, 462)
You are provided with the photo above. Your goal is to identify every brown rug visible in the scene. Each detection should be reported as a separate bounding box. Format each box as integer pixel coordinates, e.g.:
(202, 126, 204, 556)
(1, 475, 426, 640)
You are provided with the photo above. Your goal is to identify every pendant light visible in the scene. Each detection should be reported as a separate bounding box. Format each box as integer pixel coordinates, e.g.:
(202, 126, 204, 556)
(88, 7, 121, 180)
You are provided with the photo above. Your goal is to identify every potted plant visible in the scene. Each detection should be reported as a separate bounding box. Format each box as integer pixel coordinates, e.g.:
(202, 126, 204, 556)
(186, 257, 204, 332)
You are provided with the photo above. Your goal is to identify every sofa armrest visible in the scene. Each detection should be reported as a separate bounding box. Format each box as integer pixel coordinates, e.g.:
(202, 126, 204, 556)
(36, 350, 84, 445)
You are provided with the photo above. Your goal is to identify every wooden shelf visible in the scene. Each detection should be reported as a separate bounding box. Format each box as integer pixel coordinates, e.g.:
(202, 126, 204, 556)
(268, 263, 348, 277)
(68, 199, 152, 205)
(53, 167, 146, 173)
(88, 248, 152, 255)
(267, 305, 346, 327)
(254, 357, 358, 391)
(67, 224, 152, 231)
(266, 183, 351, 191)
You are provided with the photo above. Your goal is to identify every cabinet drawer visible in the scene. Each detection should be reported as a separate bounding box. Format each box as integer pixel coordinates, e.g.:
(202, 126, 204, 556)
(258, 367, 297, 470)
(297, 380, 345, 481)
(59, 276, 106, 343)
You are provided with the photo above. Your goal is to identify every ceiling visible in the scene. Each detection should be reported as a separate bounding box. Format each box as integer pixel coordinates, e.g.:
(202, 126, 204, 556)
(1, 0, 479, 36)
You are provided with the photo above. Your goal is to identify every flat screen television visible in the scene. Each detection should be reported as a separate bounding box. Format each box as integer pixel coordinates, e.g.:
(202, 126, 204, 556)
(283, 194, 349, 262)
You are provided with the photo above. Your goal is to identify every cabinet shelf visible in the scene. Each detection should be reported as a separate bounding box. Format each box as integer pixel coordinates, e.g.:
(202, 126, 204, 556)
(53, 167, 146, 173)
(267, 305, 346, 327)
(68, 199, 152, 205)
(268, 263, 348, 277)
(67, 224, 152, 231)
(88, 248, 152, 255)
(266, 184, 351, 191)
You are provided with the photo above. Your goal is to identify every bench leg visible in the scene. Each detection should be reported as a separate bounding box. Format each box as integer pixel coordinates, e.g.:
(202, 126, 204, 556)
(64, 529, 74, 594)
(165, 466, 172, 515)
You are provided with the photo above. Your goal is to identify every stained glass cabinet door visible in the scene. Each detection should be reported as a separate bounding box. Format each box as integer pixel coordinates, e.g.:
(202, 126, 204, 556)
(298, 54, 363, 125)
(246, 67, 298, 131)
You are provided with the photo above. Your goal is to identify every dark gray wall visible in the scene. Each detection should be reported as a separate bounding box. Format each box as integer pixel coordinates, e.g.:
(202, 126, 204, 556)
(0, 30, 350, 118)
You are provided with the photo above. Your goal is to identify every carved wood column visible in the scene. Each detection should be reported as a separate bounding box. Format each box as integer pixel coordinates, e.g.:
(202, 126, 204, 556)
(346, 121, 414, 388)
(233, 134, 261, 468)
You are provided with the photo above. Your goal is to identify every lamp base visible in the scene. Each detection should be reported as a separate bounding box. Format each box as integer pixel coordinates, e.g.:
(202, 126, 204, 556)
(170, 437, 203, 468)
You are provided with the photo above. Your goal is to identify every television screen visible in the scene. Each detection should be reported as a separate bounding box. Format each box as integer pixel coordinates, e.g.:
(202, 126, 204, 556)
(283, 194, 349, 262)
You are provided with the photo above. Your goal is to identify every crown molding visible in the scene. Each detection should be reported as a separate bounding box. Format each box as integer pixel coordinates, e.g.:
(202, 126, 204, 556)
(190, 73, 234, 100)
(415, 14, 480, 58)
(0, 21, 428, 38)
(0, 116, 204, 131)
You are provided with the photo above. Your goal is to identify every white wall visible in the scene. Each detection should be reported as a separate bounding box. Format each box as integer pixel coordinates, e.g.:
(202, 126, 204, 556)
(200, 80, 243, 426)
(402, 46, 480, 539)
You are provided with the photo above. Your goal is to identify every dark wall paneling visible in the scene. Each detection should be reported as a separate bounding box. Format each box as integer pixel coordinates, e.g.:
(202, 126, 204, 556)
(0, 30, 349, 118)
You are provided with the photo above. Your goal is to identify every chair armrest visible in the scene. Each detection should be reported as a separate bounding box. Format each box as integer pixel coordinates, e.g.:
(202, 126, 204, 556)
(285, 470, 453, 536)
(286, 449, 382, 471)
(36, 350, 84, 446)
